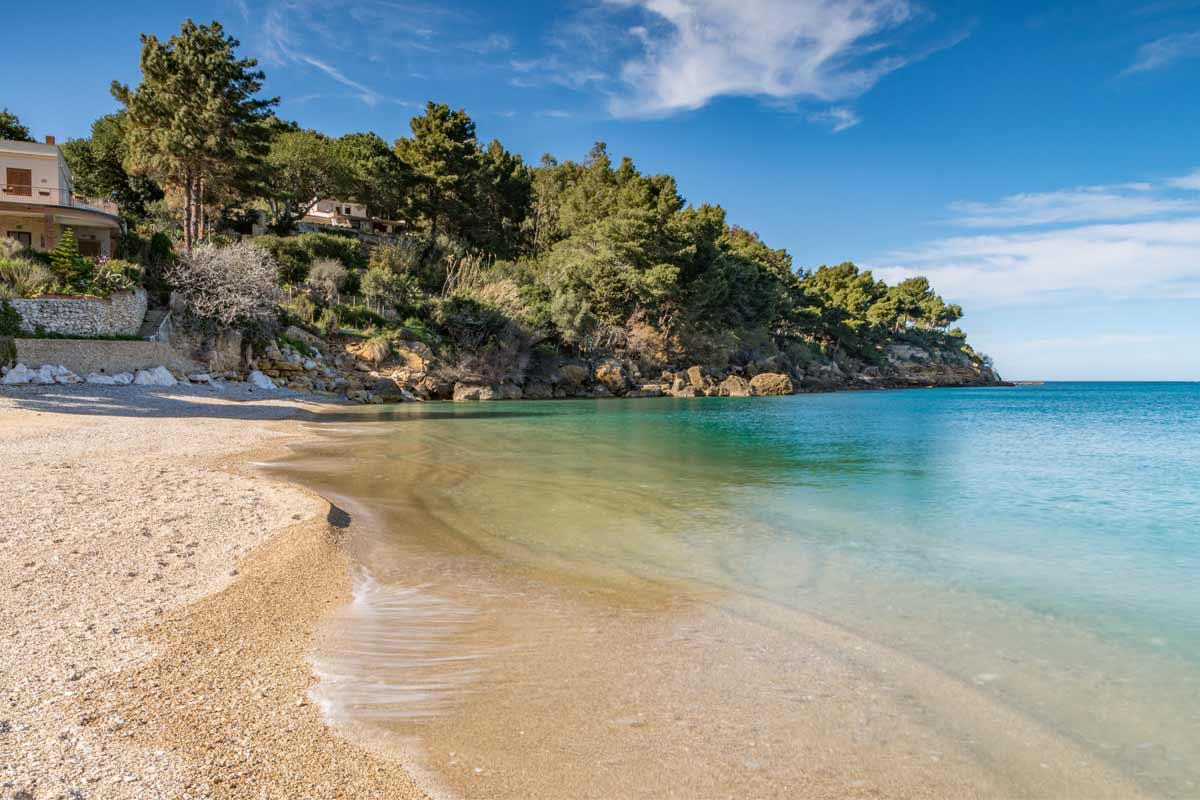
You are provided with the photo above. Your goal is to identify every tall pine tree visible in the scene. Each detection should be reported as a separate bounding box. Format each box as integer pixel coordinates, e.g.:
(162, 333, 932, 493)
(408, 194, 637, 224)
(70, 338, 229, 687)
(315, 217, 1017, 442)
(111, 20, 275, 252)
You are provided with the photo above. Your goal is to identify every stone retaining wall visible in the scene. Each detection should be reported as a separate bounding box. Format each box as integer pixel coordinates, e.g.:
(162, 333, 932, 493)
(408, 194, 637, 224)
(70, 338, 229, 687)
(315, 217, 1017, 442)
(13, 338, 202, 378)
(8, 289, 148, 337)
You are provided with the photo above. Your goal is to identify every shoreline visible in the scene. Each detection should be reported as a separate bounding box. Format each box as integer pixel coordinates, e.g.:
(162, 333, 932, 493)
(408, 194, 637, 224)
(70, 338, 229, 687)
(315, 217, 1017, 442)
(0, 385, 425, 799)
(0, 382, 1152, 799)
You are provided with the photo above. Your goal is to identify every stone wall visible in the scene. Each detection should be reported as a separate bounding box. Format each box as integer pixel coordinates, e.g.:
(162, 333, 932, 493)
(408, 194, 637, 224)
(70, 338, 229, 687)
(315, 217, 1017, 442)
(8, 288, 147, 337)
(13, 338, 202, 378)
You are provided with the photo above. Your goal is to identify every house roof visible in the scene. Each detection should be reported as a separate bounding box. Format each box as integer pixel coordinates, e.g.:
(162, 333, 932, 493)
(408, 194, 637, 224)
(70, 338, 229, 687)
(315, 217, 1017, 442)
(0, 140, 61, 158)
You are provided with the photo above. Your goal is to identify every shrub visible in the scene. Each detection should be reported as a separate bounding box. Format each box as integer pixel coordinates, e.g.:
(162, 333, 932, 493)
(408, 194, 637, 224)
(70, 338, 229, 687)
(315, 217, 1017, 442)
(360, 334, 391, 365)
(299, 232, 367, 270)
(0, 300, 22, 336)
(254, 235, 311, 285)
(286, 293, 319, 325)
(306, 258, 348, 306)
(0, 258, 56, 297)
(317, 307, 340, 336)
(436, 294, 512, 349)
(92, 259, 143, 295)
(333, 304, 386, 330)
(167, 241, 281, 329)
(361, 266, 421, 315)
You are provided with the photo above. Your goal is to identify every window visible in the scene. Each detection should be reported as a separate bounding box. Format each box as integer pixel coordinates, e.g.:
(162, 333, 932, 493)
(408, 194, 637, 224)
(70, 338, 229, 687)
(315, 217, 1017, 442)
(78, 240, 101, 258)
(5, 168, 32, 197)
(6, 231, 32, 249)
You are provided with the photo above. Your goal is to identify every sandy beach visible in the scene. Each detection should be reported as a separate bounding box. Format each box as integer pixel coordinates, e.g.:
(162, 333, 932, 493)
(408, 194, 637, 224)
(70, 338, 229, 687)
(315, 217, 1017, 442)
(0, 385, 425, 799)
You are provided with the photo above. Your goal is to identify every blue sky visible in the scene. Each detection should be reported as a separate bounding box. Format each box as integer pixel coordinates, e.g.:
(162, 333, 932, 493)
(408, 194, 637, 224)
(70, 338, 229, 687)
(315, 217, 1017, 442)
(6, 0, 1200, 380)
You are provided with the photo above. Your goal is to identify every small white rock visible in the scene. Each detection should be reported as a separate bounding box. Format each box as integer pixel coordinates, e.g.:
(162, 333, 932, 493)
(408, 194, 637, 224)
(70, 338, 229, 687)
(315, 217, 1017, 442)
(247, 370, 276, 391)
(111, 372, 135, 385)
(1, 363, 34, 384)
(86, 373, 117, 385)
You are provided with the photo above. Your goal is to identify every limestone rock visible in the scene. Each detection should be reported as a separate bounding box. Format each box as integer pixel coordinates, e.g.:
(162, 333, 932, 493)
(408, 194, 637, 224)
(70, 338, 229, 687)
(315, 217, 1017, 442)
(86, 373, 117, 385)
(453, 383, 499, 402)
(593, 358, 629, 396)
(749, 372, 793, 396)
(718, 375, 753, 397)
(111, 372, 134, 385)
(247, 370, 276, 391)
(671, 386, 699, 398)
(1, 364, 35, 384)
(557, 362, 590, 388)
(134, 366, 178, 387)
(686, 365, 707, 389)
(523, 381, 554, 400)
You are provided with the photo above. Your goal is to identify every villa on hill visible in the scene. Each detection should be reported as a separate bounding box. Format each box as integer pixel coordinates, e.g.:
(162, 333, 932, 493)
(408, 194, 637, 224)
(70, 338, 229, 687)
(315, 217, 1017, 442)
(0, 137, 122, 257)
(299, 198, 406, 237)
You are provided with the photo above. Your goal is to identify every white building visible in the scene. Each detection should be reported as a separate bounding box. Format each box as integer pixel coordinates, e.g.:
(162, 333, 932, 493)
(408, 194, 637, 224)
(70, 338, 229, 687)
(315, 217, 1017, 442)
(0, 136, 122, 257)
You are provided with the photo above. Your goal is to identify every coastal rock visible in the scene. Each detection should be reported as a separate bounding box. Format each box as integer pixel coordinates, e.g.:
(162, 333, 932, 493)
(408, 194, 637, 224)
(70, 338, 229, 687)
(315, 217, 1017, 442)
(1, 364, 35, 384)
(523, 381, 554, 400)
(453, 382, 499, 402)
(626, 384, 664, 398)
(497, 383, 524, 400)
(557, 363, 590, 388)
(593, 358, 630, 396)
(111, 372, 135, 385)
(283, 325, 324, 351)
(247, 370, 276, 391)
(86, 373, 117, 385)
(393, 346, 428, 371)
(718, 375, 753, 397)
(134, 367, 178, 387)
(749, 372, 793, 396)
(686, 365, 707, 389)
(671, 385, 699, 398)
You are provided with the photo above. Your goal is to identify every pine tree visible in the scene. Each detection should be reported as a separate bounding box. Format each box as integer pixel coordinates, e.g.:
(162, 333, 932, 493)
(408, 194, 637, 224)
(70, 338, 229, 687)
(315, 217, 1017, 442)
(111, 20, 276, 252)
(49, 229, 92, 291)
(394, 102, 480, 243)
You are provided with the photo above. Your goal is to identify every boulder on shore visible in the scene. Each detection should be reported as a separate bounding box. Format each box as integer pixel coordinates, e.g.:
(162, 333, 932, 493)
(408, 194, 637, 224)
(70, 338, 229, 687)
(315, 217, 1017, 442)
(134, 366, 178, 387)
(1, 364, 35, 384)
(593, 358, 630, 396)
(453, 382, 499, 402)
(247, 370, 276, 391)
(718, 375, 753, 397)
(749, 372, 794, 396)
(557, 362, 590, 388)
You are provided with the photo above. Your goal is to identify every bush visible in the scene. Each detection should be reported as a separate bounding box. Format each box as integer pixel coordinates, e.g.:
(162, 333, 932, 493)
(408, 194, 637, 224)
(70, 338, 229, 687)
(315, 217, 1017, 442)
(333, 304, 386, 330)
(306, 258, 348, 306)
(436, 294, 512, 349)
(92, 259, 143, 295)
(317, 307, 340, 336)
(167, 241, 281, 329)
(254, 235, 311, 285)
(299, 232, 367, 270)
(361, 266, 421, 316)
(0, 257, 56, 297)
(0, 300, 22, 336)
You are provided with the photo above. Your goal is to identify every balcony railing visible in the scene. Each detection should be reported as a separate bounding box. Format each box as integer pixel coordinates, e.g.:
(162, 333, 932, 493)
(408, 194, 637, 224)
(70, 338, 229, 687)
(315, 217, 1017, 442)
(0, 184, 120, 216)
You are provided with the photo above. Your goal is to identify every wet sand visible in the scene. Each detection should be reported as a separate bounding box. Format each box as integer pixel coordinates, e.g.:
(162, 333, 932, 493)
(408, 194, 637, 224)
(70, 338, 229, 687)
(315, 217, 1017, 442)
(273, 417, 1152, 800)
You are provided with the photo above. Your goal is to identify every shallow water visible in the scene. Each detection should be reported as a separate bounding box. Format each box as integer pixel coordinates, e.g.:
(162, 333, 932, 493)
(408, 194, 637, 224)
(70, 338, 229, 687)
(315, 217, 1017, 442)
(271, 384, 1200, 798)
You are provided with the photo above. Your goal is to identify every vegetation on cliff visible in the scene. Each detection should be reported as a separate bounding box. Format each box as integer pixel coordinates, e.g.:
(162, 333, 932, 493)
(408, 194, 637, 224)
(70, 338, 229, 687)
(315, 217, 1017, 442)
(7, 18, 995, 392)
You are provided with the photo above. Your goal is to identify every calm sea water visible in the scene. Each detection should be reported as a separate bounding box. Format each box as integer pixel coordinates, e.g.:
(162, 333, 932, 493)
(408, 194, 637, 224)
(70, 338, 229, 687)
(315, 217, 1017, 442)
(276, 383, 1200, 797)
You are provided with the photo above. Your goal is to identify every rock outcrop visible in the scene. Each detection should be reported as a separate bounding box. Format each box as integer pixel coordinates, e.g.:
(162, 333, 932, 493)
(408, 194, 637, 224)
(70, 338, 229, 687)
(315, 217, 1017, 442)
(749, 372, 794, 396)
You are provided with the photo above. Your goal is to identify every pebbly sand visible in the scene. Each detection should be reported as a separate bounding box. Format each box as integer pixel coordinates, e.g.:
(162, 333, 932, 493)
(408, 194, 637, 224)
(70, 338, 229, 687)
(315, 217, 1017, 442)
(0, 384, 425, 799)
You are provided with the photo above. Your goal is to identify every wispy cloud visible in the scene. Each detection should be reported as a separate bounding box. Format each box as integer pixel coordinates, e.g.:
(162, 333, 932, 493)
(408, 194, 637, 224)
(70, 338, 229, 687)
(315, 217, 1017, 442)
(807, 106, 861, 132)
(947, 183, 1200, 228)
(1168, 169, 1200, 190)
(535, 109, 573, 119)
(601, 0, 967, 120)
(1122, 29, 1200, 75)
(506, 0, 967, 130)
(875, 170, 1200, 305)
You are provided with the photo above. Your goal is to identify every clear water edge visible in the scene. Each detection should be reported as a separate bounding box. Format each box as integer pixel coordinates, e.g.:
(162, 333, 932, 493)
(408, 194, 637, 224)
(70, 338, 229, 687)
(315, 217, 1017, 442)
(267, 384, 1200, 798)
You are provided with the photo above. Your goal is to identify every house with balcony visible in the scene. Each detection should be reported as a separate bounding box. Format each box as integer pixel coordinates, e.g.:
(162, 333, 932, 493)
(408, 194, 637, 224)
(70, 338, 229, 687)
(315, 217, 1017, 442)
(1, 136, 122, 257)
(300, 198, 406, 237)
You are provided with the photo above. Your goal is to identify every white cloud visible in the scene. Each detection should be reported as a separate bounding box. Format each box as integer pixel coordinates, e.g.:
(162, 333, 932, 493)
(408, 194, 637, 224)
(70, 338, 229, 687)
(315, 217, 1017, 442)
(808, 106, 861, 132)
(874, 171, 1200, 306)
(535, 109, 573, 119)
(1168, 169, 1200, 190)
(947, 185, 1200, 228)
(875, 217, 1200, 306)
(1122, 29, 1200, 75)
(602, 0, 959, 118)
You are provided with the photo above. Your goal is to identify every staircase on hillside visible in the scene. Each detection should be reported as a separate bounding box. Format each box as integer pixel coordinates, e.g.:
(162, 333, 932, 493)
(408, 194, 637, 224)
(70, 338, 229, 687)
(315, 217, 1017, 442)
(137, 308, 170, 341)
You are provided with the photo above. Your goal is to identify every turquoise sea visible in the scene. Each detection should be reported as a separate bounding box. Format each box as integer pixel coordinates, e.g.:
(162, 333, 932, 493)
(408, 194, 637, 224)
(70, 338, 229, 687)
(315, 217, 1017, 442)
(274, 383, 1200, 798)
